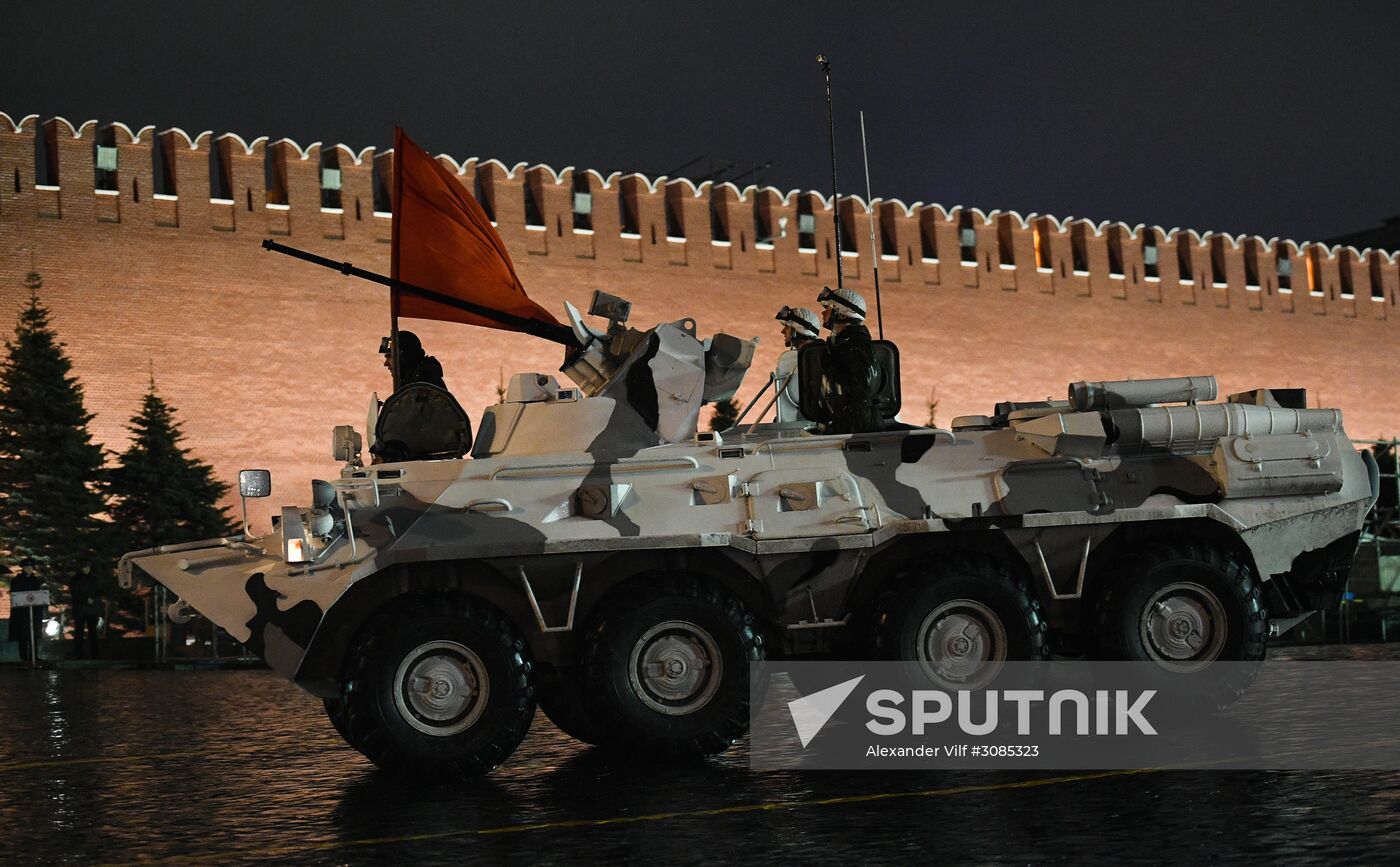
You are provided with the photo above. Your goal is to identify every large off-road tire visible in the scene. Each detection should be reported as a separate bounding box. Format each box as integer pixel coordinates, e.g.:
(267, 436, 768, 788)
(323, 697, 351, 744)
(536, 665, 608, 746)
(871, 553, 1050, 687)
(581, 577, 764, 757)
(338, 593, 535, 780)
(1093, 540, 1267, 708)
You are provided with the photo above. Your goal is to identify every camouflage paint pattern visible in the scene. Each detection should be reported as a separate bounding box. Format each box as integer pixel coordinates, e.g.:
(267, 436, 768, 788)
(122, 307, 1377, 692)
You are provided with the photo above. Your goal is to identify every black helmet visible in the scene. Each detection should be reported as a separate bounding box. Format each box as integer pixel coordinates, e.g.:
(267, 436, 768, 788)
(380, 331, 424, 355)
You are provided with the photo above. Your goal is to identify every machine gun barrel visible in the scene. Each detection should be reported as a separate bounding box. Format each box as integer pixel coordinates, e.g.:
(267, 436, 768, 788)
(261, 239, 578, 347)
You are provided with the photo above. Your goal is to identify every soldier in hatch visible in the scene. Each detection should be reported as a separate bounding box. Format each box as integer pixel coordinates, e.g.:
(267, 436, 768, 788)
(380, 330, 446, 390)
(372, 330, 470, 464)
(773, 306, 821, 424)
(817, 286, 883, 434)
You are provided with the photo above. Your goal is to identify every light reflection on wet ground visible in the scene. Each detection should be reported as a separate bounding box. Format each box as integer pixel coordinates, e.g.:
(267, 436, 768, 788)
(1, 644, 1399, 865)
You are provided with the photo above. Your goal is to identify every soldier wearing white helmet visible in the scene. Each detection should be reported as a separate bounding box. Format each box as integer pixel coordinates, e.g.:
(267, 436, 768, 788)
(817, 286, 883, 433)
(818, 286, 867, 327)
(773, 305, 821, 424)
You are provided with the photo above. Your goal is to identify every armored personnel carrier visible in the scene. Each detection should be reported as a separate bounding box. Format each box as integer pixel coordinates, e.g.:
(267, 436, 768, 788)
(121, 293, 1378, 779)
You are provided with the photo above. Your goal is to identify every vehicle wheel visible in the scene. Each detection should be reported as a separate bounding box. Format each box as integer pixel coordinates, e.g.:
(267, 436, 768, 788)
(338, 593, 535, 780)
(323, 697, 351, 744)
(536, 665, 608, 746)
(582, 577, 764, 757)
(871, 553, 1050, 688)
(1093, 541, 1267, 707)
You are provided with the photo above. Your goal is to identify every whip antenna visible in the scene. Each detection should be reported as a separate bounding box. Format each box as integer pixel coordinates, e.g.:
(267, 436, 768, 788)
(860, 109, 884, 339)
(817, 53, 843, 290)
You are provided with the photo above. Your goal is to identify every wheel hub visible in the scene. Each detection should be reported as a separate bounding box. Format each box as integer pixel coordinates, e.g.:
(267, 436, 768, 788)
(917, 599, 1008, 688)
(628, 620, 722, 715)
(393, 639, 490, 737)
(1140, 582, 1228, 670)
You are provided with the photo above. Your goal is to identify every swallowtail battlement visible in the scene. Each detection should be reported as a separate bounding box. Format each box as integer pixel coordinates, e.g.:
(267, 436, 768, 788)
(2, 111, 1394, 319)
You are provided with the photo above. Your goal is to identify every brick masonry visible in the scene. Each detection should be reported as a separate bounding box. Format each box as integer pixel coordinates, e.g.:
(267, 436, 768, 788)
(1, 110, 1397, 604)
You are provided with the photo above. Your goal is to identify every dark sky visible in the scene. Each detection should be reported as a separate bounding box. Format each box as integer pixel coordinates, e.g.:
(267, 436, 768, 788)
(4, 1, 1398, 242)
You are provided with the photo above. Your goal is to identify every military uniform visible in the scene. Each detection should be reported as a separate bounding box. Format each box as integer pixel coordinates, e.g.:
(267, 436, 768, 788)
(384, 330, 447, 391)
(774, 349, 806, 423)
(825, 322, 883, 434)
(402, 354, 446, 390)
(70, 568, 102, 659)
(8, 568, 41, 662)
(773, 306, 822, 425)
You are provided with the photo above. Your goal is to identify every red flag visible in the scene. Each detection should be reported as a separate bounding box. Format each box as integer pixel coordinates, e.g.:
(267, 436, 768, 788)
(390, 128, 571, 343)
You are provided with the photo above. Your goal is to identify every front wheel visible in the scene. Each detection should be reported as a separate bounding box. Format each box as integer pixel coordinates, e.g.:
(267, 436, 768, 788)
(338, 593, 535, 780)
(582, 577, 764, 757)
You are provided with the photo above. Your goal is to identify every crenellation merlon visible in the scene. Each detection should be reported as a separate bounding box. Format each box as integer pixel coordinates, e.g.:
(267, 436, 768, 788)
(0, 111, 1397, 317)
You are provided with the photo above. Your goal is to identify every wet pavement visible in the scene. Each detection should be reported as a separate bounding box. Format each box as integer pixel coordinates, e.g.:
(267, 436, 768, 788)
(2, 647, 1400, 865)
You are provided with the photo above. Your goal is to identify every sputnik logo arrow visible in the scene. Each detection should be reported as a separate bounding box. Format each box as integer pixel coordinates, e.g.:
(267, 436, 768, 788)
(787, 675, 865, 748)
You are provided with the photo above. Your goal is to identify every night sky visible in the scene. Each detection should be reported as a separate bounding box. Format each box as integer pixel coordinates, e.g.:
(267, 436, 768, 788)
(4, 1, 1397, 242)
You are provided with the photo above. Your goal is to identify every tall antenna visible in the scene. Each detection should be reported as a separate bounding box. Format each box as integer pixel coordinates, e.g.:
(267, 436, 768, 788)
(817, 53, 843, 289)
(860, 110, 884, 339)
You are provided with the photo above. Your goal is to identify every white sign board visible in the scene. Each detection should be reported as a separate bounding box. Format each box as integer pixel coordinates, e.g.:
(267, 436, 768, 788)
(11, 589, 49, 608)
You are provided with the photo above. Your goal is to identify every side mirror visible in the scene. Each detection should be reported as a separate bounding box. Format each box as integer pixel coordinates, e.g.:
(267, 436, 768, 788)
(237, 469, 271, 540)
(238, 469, 272, 498)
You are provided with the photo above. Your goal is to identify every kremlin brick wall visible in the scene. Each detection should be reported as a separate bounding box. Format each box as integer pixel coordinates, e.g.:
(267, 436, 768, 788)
(2, 110, 1398, 556)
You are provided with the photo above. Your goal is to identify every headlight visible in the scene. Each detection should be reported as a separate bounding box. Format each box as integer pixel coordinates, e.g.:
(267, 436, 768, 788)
(281, 505, 309, 563)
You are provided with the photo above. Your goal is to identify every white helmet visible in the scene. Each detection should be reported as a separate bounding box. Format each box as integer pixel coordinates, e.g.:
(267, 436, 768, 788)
(818, 286, 866, 323)
(775, 305, 821, 341)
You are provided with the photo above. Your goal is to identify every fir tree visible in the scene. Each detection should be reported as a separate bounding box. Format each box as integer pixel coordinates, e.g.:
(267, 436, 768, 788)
(0, 276, 109, 587)
(108, 375, 234, 553)
(105, 375, 234, 633)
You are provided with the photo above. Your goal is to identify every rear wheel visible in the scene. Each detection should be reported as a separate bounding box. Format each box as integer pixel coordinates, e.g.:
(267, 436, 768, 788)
(338, 593, 535, 780)
(1094, 541, 1267, 707)
(871, 553, 1050, 688)
(582, 577, 764, 757)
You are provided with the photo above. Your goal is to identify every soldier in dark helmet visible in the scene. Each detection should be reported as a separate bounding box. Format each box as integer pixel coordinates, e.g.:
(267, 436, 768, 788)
(373, 330, 470, 464)
(817, 286, 884, 434)
(379, 330, 446, 390)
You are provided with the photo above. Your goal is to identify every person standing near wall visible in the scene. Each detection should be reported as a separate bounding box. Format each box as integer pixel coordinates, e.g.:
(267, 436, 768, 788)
(8, 559, 42, 663)
(70, 564, 101, 660)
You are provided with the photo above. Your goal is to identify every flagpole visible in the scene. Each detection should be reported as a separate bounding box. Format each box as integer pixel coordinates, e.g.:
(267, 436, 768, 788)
(261, 240, 578, 345)
(389, 128, 404, 392)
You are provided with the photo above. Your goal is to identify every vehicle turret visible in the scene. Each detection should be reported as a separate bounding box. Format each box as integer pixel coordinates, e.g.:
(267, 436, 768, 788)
(472, 291, 755, 458)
